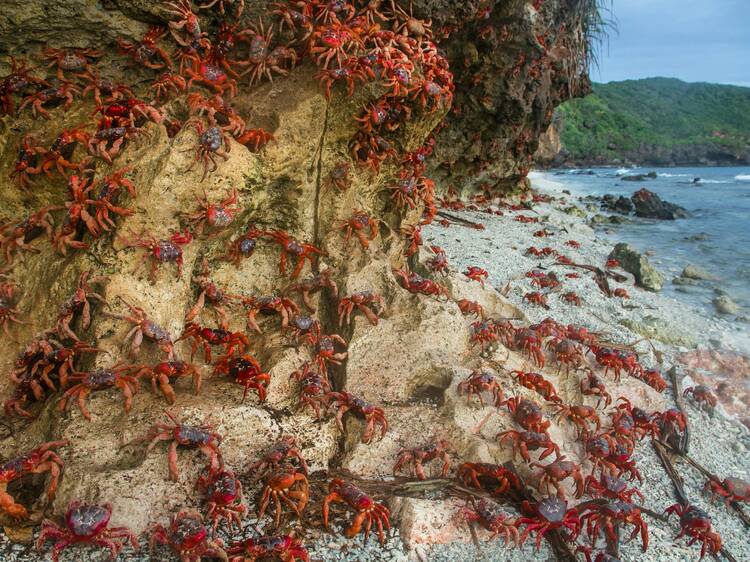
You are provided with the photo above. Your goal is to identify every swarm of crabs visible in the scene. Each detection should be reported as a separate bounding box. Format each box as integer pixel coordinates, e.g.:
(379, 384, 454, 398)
(0, 0, 743, 561)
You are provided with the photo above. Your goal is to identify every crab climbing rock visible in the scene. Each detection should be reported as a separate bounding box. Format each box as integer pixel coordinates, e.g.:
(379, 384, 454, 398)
(36, 501, 138, 562)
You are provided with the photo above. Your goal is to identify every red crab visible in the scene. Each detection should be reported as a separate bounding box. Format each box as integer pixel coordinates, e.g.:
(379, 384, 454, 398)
(36, 127, 90, 178)
(196, 467, 246, 533)
(237, 128, 275, 151)
(249, 436, 309, 480)
(427, 246, 450, 276)
(197, 0, 244, 17)
(19, 82, 80, 119)
(523, 291, 549, 309)
(393, 440, 451, 480)
(117, 26, 173, 70)
(565, 240, 581, 249)
(457, 370, 505, 407)
(525, 246, 555, 257)
(224, 224, 266, 266)
(88, 121, 150, 164)
(213, 353, 270, 402)
(516, 497, 582, 550)
(323, 479, 391, 544)
(513, 328, 546, 367)
(0, 207, 55, 265)
(266, 230, 323, 278)
(164, 0, 209, 47)
(553, 404, 600, 438)
(120, 228, 193, 282)
(10, 134, 45, 188)
(242, 23, 298, 85)
(135, 360, 201, 404)
(108, 297, 174, 358)
(183, 188, 240, 236)
(229, 535, 309, 561)
(457, 299, 484, 318)
(511, 371, 561, 403)
(149, 510, 228, 561)
(1, 57, 49, 115)
(464, 266, 488, 287)
(704, 476, 750, 506)
(546, 338, 586, 374)
(326, 391, 387, 443)
(179, 322, 250, 363)
(90, 167, 137, 233)
(531, 456, 585, 499)
(561, 291, 582, 306)
(654, 408, 687, 441)
(313, 333, 348, 369)
(664, 503, 722, 559)
(293, 365, 331, 419)
(186, 259, 238, 328)
(457, 462, 521, 496)
(497, 430, 561, 463)
(78, 69, 135, 107)
(581, 500, 649, 551)
(309, 20, 361, 69)
(586, 474, 645, 504)
(242, 294, 299, 334)
(606, 259, 620, 269)
(0, 281, 24, 335)
(338, 209, 380, 249)
(580, 372, 612, 408)
(258, 466, 309, 528)
(286, 270, 339, 312)
(683, 385, 717, 411)
(338, 291, 385, 326)
(324, 162, 352, 191)
(151, 71, 187, 100)
(186, 120, 232, 181)
(54, 271, 107, 342)
(58, 364, 140, 421)
(318, 61, 367, 99)
(36, 501, 138, 562)
(51, 175, 102, 254)
(0, 440, 68, 520)
(504, 396, 550, 433)
(393, 268, 448, 299)
(43, 47, 102, 80)
(140, 410, 223, 482)
(640, 368, 667, 392)
(458, 500, 518, 544)
(613, 287, 630, 299)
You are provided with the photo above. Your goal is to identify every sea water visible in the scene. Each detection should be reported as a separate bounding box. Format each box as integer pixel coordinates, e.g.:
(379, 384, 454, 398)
(537, 166, 750, 316)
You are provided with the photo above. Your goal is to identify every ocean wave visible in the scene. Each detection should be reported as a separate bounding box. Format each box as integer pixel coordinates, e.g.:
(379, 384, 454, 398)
(614, 168, 632, 176)
(735, 174, 750, 181)
(658, 173, 691, 177)
(698, 180, 730, 184)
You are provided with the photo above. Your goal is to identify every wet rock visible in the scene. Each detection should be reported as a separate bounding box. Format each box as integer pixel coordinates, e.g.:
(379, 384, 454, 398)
(563, 206, 587, 218)
(681, 264, 718, 281)
(601, 194, 635, 214)
(608, 243, 664, 291)
(631, 188, 690, 220)
(621, 171, 657, 181)
(620, 317, 697, 347)
(713, 295, 740, 315)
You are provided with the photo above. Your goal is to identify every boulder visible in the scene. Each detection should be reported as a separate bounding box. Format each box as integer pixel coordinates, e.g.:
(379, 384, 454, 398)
(681, 264, 718, 281)
(608, 243, 664, 291)
(621, 171, 657, 181)
(713, 295, 740, 315)
(631, 188, 689, 220)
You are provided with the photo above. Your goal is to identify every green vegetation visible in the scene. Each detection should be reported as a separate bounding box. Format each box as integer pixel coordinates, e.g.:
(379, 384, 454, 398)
(558, 78, 750, 162)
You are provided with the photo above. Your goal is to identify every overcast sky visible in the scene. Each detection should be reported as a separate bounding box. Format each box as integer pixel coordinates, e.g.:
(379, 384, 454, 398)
(595, 0, 750, 86)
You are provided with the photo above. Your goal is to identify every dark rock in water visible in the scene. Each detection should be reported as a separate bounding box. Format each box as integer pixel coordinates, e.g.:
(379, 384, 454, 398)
(608, 243, 664, 291)
(681, 264, 718, 281)
(631, 188, 689, 220)
(693, 177, 701, 184)
(685, 233, 710, 242)
(621, 171, 657, 181)
(600, 194, 635, 215)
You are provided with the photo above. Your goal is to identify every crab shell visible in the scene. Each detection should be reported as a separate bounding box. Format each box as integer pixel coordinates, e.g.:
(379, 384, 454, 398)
(65, 502, 111, 537)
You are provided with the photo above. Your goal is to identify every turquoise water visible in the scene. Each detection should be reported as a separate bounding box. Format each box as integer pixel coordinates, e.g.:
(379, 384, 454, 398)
(542, 166, 750, 313)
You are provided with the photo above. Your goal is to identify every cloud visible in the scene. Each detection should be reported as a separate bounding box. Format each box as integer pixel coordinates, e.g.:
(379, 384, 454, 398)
(597, 0, 750, 85)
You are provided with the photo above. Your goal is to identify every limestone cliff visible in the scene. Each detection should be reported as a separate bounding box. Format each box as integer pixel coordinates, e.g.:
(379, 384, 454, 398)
(0, 0, 604, 555)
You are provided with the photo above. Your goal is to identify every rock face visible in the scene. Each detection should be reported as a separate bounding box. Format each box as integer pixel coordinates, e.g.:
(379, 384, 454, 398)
(608, 243, 665, 292)
(0, 0, 620, 554)
(631, 188, 690, 220)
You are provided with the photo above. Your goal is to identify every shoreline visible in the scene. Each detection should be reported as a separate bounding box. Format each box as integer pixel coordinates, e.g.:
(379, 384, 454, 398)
(417, 174, 750, 561)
